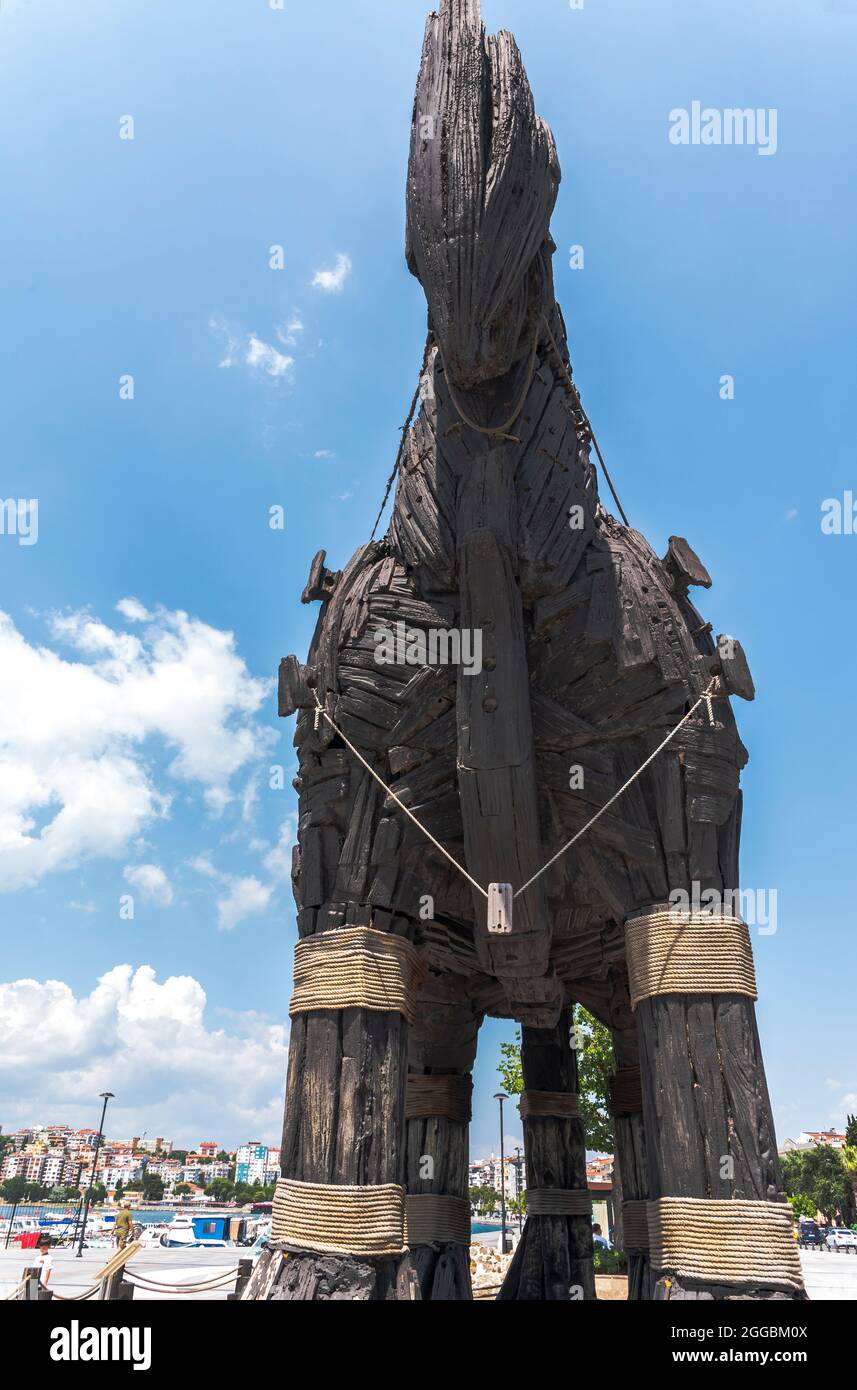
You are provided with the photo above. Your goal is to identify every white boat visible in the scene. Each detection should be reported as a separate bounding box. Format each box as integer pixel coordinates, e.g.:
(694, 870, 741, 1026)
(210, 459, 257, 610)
(159, 1213, 233, 1249)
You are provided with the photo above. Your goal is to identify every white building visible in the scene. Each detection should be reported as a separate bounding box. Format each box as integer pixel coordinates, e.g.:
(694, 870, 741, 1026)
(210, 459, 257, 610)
(468, 1156, 519, 1201)
(101, 1164, 143, 1189)
(235, 1143, 281, 1185)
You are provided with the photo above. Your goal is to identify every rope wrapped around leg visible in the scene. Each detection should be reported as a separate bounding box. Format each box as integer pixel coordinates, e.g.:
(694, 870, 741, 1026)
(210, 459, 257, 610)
(518, 1090, 581, 1120)
(289, 927, 424, 1023)
(609, 1066, 643, 1117)
(272, 1178, 406, 1257)
(622, 1199, 650, 1251)
(625, 908, 757, 1010)
(647, 1198, 804, 1292)
(404, 1195, 471, 1246)
(525, 1188, 593, 1217)
(405, 1073, 472, 1123)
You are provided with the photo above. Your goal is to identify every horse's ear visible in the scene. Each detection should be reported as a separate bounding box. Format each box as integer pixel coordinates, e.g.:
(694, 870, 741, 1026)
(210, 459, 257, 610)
(406, 7, 560, 389)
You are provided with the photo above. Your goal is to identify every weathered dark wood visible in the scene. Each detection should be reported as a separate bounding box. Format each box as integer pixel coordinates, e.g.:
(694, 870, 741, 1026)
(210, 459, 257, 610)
(268, 0, 801, 1302)
(498, 1020, 596, 1301)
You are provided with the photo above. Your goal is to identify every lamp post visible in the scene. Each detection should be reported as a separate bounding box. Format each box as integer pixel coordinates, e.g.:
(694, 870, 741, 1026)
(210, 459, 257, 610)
(514, 1144, 523, 1232)
(493, 1092, 508, 1254)
(76, 1092, 114, 1258)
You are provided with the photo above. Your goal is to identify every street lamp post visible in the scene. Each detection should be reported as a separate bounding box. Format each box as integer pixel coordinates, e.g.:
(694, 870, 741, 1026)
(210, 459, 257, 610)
(514, 1144, 523, 1232)
(76, 1092, 114, 1258)
(493, 1092, 508, 1254)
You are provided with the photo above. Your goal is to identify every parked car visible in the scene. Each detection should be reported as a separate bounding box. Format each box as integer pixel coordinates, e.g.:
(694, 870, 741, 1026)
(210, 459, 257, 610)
(797, 1220, 823, 1248)
(825, 1227, 857, 1253)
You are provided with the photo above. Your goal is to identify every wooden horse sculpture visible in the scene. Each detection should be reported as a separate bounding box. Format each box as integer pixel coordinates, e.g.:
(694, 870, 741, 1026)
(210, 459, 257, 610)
(267, 0, 805, 1302)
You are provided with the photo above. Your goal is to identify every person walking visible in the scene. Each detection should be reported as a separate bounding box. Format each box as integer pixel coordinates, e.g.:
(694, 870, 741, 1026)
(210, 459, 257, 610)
(114, 1201, 133, 1251)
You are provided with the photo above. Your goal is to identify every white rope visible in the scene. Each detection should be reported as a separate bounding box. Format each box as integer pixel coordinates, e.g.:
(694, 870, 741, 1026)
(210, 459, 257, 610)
(313, 695, 488, 898)
(514, 680, 719, 899)
(126, 1266, 240, 1294)
(314, 682, 721, 906)
(3, 1280, 26, 1301)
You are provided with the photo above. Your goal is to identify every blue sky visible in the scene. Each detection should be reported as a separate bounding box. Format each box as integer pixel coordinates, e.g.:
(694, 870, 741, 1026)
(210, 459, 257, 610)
(0, 0, 855, 1154)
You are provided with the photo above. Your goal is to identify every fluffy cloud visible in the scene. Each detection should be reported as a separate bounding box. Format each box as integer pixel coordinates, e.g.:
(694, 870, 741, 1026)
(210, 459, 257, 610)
(0, 605, 273, 892)
(263, 815, 297, 883)
(245, 335, 294, 378)
(123, 863, 173, 907)
(216, 876, 272, 932)
(211, 316, 294, 379)
(310, 253, 352, 293)
(0, 966, 288, 1146)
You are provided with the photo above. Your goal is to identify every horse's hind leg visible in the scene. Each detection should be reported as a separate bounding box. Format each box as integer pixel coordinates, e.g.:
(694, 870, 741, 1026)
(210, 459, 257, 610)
(498, 1015, 596, 1300)
(607, 984, 654, 1300)
(630, 793, 805, 1300)
(405, 973, 482, 1300)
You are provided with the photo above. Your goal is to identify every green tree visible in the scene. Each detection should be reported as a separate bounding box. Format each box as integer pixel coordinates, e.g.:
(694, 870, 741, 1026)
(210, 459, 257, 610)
(497, 1004, 615, 1153)
(174, 1183, 191, 1196)
(781, 1146, 850, 1223)
(787, 1192, 816, 1220)
(468, 1184, 498, 1217)
(204, 1177, 236, 1202)
(141, 1173, 164, 1202)
(845, 1115, 857, 1147)
(88, 1181, 107, 1206)
(507, 1192, 527, 1219)
(2, 1175, 27, 1204)
(114, 1180, 124, 1202)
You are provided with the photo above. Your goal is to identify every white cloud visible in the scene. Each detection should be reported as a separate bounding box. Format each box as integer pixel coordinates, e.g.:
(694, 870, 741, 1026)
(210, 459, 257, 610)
(115, 597, 150, 623)
(785, 508, 798, 521)
(263, 815, 298, 882)
(277, 315, 304, 347)
(310, 253, 352, 293)
(0, 605, 273, 892)
(314, 449, 334, 460)
(216, 875, 272, 932)
(187, 853, 278, 932)
(0, 966, 288, 1146)
(245, 335, 294, 379)
(123, 863, 174, 907)
(210, 316, 294, 379)
(831, 1091, 857, 1124)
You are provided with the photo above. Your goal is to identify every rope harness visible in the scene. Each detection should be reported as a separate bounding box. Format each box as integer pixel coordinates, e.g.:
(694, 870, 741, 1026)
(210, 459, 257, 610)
(404, 1194, 471, 1246)
(313, 679, 723, 922)
(526, 1188, 593, 1217)
(625, 908, 757, 1010)
(647, 1197, 804, 1292)
(289, 926, 425, 1024)
(518, 1090, 581, 1121)
(405, 1073, 472, 1124)
(608, 1066, 644, 1117)
(272, 1179, 406, 1258)
(622, 1199, 650, 1251)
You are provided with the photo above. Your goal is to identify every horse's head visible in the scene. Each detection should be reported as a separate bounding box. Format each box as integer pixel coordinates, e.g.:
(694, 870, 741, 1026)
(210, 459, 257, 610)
(406, 0, 561, 392)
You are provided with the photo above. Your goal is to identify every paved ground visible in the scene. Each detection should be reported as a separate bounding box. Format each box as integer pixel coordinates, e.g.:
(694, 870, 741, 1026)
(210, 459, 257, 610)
(4, 1243, 855, 1301)
(0, 1245, 244, 1301)
(800, 1248, 857, 1300)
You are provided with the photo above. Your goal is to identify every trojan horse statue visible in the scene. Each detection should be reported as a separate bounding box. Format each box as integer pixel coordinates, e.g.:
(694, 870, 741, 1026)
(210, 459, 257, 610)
(259, 0, 804, 1302)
